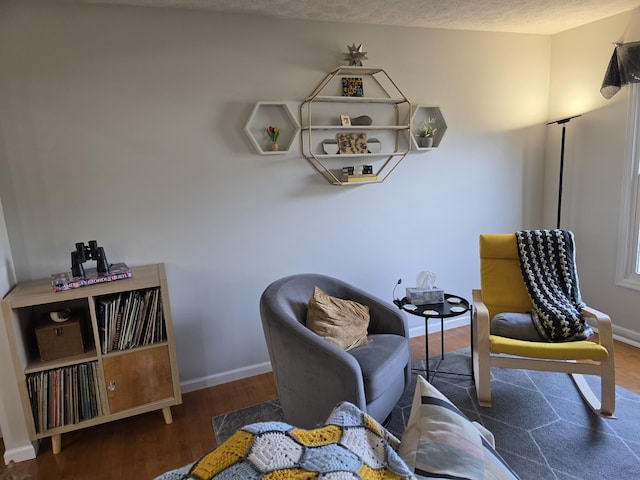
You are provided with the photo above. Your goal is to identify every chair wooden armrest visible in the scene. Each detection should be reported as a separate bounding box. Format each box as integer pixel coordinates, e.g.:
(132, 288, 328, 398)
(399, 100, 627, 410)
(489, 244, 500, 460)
(472, 289, 490, 341)
(582, 305, 615, 357)
(471, 289, 492, 406)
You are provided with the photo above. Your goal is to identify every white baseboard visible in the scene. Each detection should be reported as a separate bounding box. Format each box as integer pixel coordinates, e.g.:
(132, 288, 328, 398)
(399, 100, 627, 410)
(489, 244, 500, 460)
(408, 316, 470, 339)
(612, 324, 640, 348)
(180, 361, 272, 393)
(3, 441, 38, 465)
(180, 317, 471, 394)
(180, 318, 640, 395)
(589, 321, 640, 348)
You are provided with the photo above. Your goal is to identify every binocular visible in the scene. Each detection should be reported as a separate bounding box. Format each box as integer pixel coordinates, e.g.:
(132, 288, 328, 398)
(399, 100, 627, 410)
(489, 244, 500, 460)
(71, 240, 109, 278)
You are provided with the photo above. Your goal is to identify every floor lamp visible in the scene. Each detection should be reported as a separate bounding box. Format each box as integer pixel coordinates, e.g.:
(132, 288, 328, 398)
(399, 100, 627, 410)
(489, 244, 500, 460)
(547, 115, 581, 229)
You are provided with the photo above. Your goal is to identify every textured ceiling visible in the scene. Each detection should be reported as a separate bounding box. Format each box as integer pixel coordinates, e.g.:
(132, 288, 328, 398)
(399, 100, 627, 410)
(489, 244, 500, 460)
(67, 0, 640, 35)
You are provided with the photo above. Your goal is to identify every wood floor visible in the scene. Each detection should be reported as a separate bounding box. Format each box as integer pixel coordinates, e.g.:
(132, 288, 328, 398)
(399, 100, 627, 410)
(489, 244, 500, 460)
(1, 326, 639, 480)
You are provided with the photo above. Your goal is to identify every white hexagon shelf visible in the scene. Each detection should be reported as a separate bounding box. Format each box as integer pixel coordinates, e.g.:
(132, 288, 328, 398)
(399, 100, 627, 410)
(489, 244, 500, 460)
(244, 101, 300, 155)
(410, 105, 447, 151)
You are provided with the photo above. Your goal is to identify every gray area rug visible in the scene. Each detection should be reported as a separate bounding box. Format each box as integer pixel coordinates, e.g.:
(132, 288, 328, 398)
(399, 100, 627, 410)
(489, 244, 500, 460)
(212, 348, 640, 480)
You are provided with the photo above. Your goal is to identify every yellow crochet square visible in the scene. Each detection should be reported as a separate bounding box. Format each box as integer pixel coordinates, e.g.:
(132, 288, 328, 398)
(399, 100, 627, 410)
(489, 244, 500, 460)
(290, 425, 342, 446)
(359, 463, 404, 480)
(262, 467, 319, 479)
(190, 430, 253, 479)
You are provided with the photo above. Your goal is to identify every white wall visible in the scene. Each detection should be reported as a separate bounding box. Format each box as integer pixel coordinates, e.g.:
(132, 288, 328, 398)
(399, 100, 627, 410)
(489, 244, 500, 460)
(0, 195, 37, 462)
(547, 9, 640, 343)
(0, 0, 552, 396)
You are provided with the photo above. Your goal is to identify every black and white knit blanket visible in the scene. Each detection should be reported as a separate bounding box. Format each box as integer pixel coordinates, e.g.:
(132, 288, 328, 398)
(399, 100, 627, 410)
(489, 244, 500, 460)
(516, 229, 593, 342)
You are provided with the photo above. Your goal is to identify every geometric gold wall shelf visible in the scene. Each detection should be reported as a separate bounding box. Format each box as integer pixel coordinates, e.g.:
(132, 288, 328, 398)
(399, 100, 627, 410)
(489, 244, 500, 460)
(244, 101, 301, 155)
(300, 66, 412, 185)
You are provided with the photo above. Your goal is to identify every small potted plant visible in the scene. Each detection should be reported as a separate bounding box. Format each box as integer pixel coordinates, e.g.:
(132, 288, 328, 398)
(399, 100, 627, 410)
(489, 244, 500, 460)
(267, 126, 280, 151)
(417, 118, 437, 148)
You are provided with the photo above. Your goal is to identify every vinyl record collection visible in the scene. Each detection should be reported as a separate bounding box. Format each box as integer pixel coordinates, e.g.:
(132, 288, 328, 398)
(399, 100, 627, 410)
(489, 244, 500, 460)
(27, 362, 105, 433)
(97, 287, 165, 354)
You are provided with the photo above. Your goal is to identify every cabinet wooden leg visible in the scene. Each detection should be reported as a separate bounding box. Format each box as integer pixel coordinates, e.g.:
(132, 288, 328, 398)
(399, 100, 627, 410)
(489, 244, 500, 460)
(162, 406, 173, 424)
(51, 434, 62, 454)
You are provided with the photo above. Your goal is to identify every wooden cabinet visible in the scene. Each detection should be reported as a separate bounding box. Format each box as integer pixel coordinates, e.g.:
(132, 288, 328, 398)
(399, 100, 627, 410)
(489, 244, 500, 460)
(300, 66, 412, 185)
(0, 263, 182, 454)
(102, 345, 174, 414)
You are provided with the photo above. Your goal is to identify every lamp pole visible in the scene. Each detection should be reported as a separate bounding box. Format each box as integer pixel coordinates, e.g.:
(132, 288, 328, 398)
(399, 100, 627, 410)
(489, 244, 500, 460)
(547, 115, 581, 229)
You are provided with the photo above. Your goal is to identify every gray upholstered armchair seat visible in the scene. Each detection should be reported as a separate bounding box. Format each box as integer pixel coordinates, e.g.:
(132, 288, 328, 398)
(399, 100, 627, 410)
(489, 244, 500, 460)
(349, 334, 408, 401)
(260, 273, 411, 429)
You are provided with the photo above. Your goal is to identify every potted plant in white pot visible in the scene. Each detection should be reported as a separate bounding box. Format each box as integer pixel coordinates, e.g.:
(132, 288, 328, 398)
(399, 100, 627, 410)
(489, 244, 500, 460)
(417, 118, 437, 148)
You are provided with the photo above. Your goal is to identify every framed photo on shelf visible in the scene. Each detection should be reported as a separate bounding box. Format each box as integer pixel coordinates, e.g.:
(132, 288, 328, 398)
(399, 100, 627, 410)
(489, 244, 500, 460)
(342, 77, 364, 97)
(338, 132, 368, 154)
(340, 114, 352, 126)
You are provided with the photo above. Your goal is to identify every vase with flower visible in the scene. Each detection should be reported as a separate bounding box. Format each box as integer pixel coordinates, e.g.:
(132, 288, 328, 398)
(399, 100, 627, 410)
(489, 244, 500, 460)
(267, 126, 280, 151)
(417, 118, 437, 148)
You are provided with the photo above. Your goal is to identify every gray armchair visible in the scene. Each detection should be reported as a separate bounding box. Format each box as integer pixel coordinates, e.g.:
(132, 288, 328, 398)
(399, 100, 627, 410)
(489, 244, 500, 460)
(259, 273, 411, 429)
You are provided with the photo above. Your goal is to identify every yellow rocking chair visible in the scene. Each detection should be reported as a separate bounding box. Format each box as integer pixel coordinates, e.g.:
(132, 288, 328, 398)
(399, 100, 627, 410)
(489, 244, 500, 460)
(472, 233, 615, 417)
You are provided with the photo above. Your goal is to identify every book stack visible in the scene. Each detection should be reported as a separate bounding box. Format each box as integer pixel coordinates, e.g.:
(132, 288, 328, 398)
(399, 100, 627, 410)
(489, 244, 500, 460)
(96, 287, 165, 354)
(342, 165, 377, 182)
(26, 361, 105, 433)
(51, 263, 133, 292)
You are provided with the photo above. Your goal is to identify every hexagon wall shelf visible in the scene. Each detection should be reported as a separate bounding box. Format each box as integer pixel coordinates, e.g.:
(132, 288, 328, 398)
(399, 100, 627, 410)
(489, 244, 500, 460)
(299, 66, 412, 185)
(244, 102, 300, 155)
(410, 105, 447, 151)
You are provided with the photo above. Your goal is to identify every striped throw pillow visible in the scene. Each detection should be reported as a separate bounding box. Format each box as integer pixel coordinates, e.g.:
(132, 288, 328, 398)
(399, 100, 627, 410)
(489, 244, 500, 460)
(399, 376, 520, 480)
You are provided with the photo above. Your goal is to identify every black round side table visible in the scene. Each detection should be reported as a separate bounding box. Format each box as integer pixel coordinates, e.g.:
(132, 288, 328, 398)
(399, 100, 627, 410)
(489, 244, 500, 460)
(394, 293, 471, 380)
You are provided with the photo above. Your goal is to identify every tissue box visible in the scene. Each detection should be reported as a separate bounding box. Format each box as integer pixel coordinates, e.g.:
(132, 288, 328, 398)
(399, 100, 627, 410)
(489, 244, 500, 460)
(406, 287, 445, 305)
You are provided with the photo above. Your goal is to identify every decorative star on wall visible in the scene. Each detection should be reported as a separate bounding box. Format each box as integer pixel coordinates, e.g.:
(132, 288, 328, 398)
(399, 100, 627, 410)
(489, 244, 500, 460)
(345, 43, 368, 66)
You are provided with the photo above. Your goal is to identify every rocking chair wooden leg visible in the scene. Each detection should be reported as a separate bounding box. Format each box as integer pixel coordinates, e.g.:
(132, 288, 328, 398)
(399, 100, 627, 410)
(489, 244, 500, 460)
(475, 375, 492, 407)
(473, 350, 492, 407)
(571, 373, 616, 419)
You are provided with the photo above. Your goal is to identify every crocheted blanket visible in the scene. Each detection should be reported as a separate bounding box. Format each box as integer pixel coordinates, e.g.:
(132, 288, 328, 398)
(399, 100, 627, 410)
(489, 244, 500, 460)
(181, 402, 414, 480)
(516, 229, 593, 342)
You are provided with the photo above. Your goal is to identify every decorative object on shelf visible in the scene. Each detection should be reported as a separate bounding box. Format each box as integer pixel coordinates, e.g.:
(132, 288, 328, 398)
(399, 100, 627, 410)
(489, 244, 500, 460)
(342, 165, 373, 176)
(367, 138, 381, 153)
(338, 132, 368, 154)
(418, 137, 433, 148)
(417, 118, 437, 148)
(51, 240, 133, 292)
(36, 313, 85, 361)
(340, 114, 351, 126)
(342, 77, 363, 97)
(344, 43, 368, 66)
(50, 308, 72, 323)
(266, 125, 280, 151)
(71, 240, 109, 278)
(342, 166, 377, 182)
(322, 140, 339, 155)
(351, 115, 372, 126)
